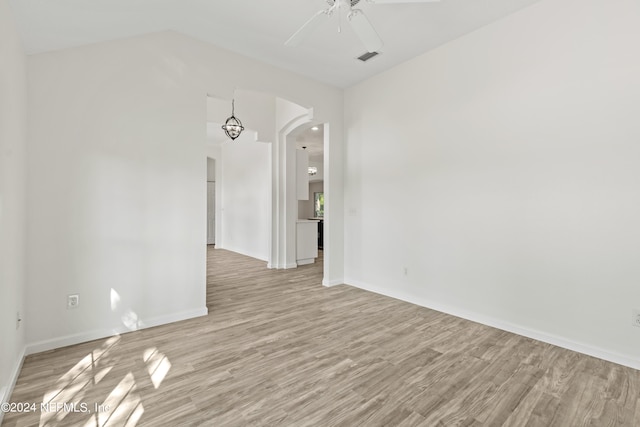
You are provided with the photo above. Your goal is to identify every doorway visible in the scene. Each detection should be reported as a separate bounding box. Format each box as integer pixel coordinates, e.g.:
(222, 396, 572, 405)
(205, 92, 332, 286)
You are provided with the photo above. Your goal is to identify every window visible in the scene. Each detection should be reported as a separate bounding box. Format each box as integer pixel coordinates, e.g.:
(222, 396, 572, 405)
(314, 192, 324, 218)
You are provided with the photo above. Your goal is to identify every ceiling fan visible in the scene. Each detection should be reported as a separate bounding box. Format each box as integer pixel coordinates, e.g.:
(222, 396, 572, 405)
(285, 0, 441, 53)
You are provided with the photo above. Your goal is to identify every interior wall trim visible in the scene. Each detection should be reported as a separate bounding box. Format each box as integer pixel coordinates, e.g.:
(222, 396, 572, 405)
(322, 278, 343, 287)
(25, 307, 208, 356)
(0, 347, 26, 425)
(267, 263, 298, 269)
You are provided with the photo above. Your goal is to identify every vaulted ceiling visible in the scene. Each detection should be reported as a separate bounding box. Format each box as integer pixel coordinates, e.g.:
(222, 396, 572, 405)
(9, 0, 541, 88)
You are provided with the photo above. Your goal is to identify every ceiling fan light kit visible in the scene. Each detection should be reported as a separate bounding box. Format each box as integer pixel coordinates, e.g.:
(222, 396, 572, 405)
(285, 0, 441, 53)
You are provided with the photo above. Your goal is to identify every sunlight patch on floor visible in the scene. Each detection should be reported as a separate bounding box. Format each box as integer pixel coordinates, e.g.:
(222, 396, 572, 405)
(143, 347, 171, 389)
(85, 372, 144, 427)
(39, 336, 121, 426)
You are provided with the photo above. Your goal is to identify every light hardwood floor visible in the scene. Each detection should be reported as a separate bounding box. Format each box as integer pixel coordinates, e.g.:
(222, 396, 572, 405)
(3, 247, 640, 426)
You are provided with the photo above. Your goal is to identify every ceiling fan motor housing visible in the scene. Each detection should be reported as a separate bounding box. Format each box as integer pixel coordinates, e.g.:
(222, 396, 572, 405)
(292, 0, 441, 53)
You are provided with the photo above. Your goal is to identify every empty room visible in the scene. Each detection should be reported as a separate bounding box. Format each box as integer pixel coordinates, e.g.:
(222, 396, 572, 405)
(1, 0, 639, 425)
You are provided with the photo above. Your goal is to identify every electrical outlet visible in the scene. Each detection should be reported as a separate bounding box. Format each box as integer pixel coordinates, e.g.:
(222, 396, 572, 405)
(67, 294, 79, 309)
(633, 309, 640, 328)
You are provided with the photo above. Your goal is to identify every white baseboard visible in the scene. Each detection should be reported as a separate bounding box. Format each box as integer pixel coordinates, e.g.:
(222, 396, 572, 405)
(222, 245, 269, 264)
(267, 262, 298, 269)
(322, 278, 343, 287)
(344, 278, 640, 371)
(25, 307, 208, 355)
(0, 346, 26, 425)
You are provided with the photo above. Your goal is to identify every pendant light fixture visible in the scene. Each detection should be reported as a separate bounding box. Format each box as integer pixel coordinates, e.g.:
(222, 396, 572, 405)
(222, 98, 244, 140)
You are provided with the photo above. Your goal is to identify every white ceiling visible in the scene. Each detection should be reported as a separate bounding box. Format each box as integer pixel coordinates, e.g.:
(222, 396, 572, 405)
(295, 126, 324, 160)
(9, 0, 541, 88)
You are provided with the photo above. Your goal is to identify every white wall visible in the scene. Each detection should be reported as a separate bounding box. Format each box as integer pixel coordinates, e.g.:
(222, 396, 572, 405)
(26, 41, 209, 351)
(25, 31, 344, 352)
(0, 0, 27, 410)
(344, 0, 640, 368)
(220, 138, 271, 261)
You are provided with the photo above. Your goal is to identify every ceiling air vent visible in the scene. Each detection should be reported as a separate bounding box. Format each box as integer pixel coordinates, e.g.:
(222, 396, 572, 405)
(356, 51, 379, 62)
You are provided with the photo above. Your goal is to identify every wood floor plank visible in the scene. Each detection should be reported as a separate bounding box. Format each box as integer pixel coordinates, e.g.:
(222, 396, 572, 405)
(3, 247, 640, 426)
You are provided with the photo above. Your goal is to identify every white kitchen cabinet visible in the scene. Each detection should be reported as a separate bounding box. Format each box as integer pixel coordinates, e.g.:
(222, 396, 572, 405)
(296, 219, 319, 265)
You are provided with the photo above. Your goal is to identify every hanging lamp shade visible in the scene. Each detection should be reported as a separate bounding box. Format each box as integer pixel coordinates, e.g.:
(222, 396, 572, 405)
(222, 99, 244, 140)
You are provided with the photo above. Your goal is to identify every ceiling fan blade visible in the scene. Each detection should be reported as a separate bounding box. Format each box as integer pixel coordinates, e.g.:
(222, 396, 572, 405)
(285, 10, 329, 47)
(348, 10, 383, 52)
(370, 0, 440, 3)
